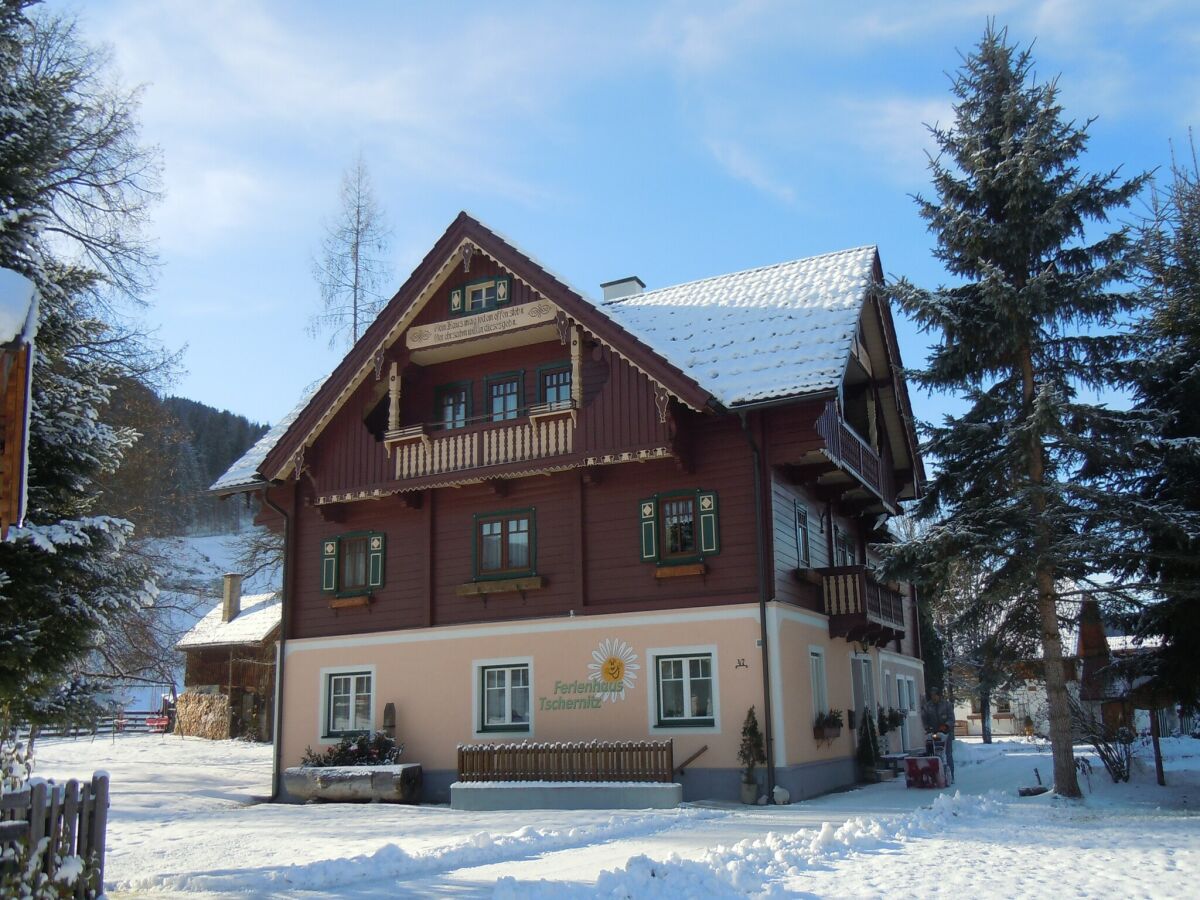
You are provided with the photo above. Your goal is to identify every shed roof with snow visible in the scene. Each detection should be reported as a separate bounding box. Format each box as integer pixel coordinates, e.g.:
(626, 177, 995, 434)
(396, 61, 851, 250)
(176, 591, 282, 650)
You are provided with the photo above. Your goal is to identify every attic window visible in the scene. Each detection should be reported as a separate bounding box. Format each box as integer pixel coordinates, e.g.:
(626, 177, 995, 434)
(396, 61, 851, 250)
(452, 276, 511, 316)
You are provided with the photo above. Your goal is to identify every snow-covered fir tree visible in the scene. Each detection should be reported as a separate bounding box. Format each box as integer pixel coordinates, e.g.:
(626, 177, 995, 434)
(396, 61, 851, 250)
(1117, 142, 1200, 709)
(883, 24, 1159, 797)
(0, 1, 162, 726)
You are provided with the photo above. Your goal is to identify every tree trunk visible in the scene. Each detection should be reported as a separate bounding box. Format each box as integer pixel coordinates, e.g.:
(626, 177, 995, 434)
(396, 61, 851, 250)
(1020, 345, 1082, 797)
(980, 687, 992, 744)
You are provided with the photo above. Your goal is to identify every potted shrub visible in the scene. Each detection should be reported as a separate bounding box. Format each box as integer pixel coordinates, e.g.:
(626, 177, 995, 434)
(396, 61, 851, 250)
(738, 706, 767, 804)
(813, 709, 844, 741)
(856, 709, 884, 781)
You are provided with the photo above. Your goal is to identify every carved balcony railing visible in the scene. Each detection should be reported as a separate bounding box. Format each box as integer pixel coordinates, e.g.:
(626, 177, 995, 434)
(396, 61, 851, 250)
(819, 565, 906, 646)
(814, 401, 895, 505)
(388, 415, 575, 481)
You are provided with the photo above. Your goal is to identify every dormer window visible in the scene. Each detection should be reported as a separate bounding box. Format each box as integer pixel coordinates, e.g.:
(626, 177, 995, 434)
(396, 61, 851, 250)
(451, 276, 511, 316)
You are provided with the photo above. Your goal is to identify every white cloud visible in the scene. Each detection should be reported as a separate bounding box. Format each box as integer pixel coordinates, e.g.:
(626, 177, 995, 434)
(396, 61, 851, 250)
(706, 139, 795, 203)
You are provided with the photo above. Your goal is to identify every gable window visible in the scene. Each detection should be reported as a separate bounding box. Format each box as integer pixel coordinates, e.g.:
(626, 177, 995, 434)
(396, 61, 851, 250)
(795, 501, 811, 567)
(475, 509, 535, 578)
(480, 663, 530, 733)
(539, 365, 572, 406)
(638, 490, 720, 566)
(325, 670, 372, 737)
(436, 383, 470, 430)
(452, 275, 511, 316)
(486, 372, 523, 422)
(655, 653, 714, 727)
(320, 532, 386, 595)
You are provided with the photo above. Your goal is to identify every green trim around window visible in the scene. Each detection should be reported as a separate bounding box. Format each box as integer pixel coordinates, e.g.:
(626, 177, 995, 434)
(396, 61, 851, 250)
(472, 507, 537, 580)
(477, 663, 532, 734)
(484, 370, 525, 421)
(434, 380, 473, 429)
(451, 275, 512, 317)
(653, 653, 716, 728)
(324, 529, 385, 598)
(536, 360, 571, 403)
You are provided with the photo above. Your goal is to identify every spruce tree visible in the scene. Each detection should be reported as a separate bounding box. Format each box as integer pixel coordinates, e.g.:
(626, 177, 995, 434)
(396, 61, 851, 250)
(884, 25, 1150, 797)
(0, 2, 162, 725)
(1119, 142, 1200, 708)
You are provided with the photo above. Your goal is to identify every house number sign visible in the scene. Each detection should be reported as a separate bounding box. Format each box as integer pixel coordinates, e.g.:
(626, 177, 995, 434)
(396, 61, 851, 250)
(406, 301, 556, 349)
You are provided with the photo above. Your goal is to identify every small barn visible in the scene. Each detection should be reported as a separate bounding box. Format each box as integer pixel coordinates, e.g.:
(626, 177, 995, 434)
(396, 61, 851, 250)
(176, 573, 281, 741)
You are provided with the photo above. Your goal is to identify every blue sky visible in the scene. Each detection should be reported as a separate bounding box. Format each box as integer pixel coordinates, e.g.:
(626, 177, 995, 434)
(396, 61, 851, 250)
(61, 0, 1200, 428)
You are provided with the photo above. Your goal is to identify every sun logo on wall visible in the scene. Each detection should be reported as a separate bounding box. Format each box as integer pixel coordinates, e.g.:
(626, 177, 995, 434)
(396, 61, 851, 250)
(587, 638, 639, 702)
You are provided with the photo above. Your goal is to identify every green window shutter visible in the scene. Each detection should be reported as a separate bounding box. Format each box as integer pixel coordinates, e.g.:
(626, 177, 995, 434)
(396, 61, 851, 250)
(496, 276, 511, 305)
(639, 496, 658, 562)
(321, 539, 338, 593)
(698, 490, 720, 555)
(367, 532, 386, 588)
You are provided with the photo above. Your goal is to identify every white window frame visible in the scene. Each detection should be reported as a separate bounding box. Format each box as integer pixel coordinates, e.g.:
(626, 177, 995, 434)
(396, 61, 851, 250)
(647, 645, 720, 735)
(809, 645, 828, 718)
(472, 656, 534, 738)
(318, 664, 376, 741)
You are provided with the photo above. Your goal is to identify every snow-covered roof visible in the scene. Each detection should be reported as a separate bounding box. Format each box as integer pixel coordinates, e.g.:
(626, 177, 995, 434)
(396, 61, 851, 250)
(210, 236, 880, 492)
(0, 268, 38, 346)
(176, 591, 281, 649)
(210, 387, 318, 493)
(1107, 635, 1162, 654)
(597, 246, 878, 407)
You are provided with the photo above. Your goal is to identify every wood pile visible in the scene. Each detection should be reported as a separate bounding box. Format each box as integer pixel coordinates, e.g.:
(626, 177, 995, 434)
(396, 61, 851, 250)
(175, 692, 230, 740)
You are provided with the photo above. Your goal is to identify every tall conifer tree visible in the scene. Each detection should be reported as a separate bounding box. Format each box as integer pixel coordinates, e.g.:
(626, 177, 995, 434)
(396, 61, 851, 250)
(884, 25, 1149, 796)
(1120, 143, 1200, 708)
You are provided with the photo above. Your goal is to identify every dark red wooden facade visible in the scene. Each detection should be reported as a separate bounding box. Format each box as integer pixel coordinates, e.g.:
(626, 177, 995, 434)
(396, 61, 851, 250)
(248, 214, 922, 658)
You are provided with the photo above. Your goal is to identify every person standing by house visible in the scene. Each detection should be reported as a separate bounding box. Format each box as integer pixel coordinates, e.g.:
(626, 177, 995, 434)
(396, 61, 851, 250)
(922, 686, 956, 781)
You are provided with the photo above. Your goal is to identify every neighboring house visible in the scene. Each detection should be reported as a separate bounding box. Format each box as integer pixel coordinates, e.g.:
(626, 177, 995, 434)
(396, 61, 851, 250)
(949, 659, 1078, 738)
(1076, 598, 1193, 737)
(212, 212, 928, 803)
(0, 268, 38, 539)
(175, 573, 281, 741)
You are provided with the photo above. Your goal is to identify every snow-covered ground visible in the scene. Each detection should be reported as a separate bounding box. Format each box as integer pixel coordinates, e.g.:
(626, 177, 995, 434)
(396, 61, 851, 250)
(33, 733, 1200, 897)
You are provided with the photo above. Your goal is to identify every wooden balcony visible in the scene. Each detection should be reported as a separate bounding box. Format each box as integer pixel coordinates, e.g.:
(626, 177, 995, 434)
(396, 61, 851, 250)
(814, 401, 895, 507)
(819, 565, 906, 647)
(389, 414, 575, 481)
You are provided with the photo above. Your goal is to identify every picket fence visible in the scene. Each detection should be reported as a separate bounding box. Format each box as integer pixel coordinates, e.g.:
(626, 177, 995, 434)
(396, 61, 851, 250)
(0, 773, 109, 896)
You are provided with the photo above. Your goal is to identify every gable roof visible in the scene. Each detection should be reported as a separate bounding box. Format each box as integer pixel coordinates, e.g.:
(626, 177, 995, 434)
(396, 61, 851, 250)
(176, 591, 281, 649)
(597, 246, 878, 407)
(211, 213, 889, 492)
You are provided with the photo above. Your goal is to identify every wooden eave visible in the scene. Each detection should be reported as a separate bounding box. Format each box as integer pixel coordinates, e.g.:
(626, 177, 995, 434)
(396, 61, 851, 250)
(259, 212, 717, 483)
(866, 254, 925, 499)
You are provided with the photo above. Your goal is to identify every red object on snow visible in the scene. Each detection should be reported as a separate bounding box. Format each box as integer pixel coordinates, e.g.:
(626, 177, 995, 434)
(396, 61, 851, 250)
(905, 755, 946, 789)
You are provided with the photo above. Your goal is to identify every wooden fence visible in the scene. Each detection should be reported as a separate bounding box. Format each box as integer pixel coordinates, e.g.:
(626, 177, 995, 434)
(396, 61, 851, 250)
(0, 773, 109, 896)
(457, 740, 674, 783)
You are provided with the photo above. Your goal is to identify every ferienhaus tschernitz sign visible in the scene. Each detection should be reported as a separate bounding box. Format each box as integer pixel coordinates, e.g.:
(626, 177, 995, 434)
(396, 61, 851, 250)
(406, 301, 556, 349)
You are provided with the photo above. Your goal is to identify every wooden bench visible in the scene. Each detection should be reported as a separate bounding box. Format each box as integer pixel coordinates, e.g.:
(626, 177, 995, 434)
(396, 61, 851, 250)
(452, 740, 681, 810)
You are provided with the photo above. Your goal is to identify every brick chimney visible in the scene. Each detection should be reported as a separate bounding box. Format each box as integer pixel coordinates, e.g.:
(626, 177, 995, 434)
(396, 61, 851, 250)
(222, 573, 243, 623)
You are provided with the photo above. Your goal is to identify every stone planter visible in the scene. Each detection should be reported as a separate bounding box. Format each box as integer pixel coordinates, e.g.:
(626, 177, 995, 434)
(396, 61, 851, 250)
(283, 764, 422, 803)
(739, 780, 759, 805)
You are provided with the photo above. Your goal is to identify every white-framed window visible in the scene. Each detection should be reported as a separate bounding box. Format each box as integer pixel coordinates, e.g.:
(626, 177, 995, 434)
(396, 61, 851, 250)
(647, 646, 720, 733)
(472, 657, 533, 737)
(809, 646, 828, 716)
(320, 666, 374, 738)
